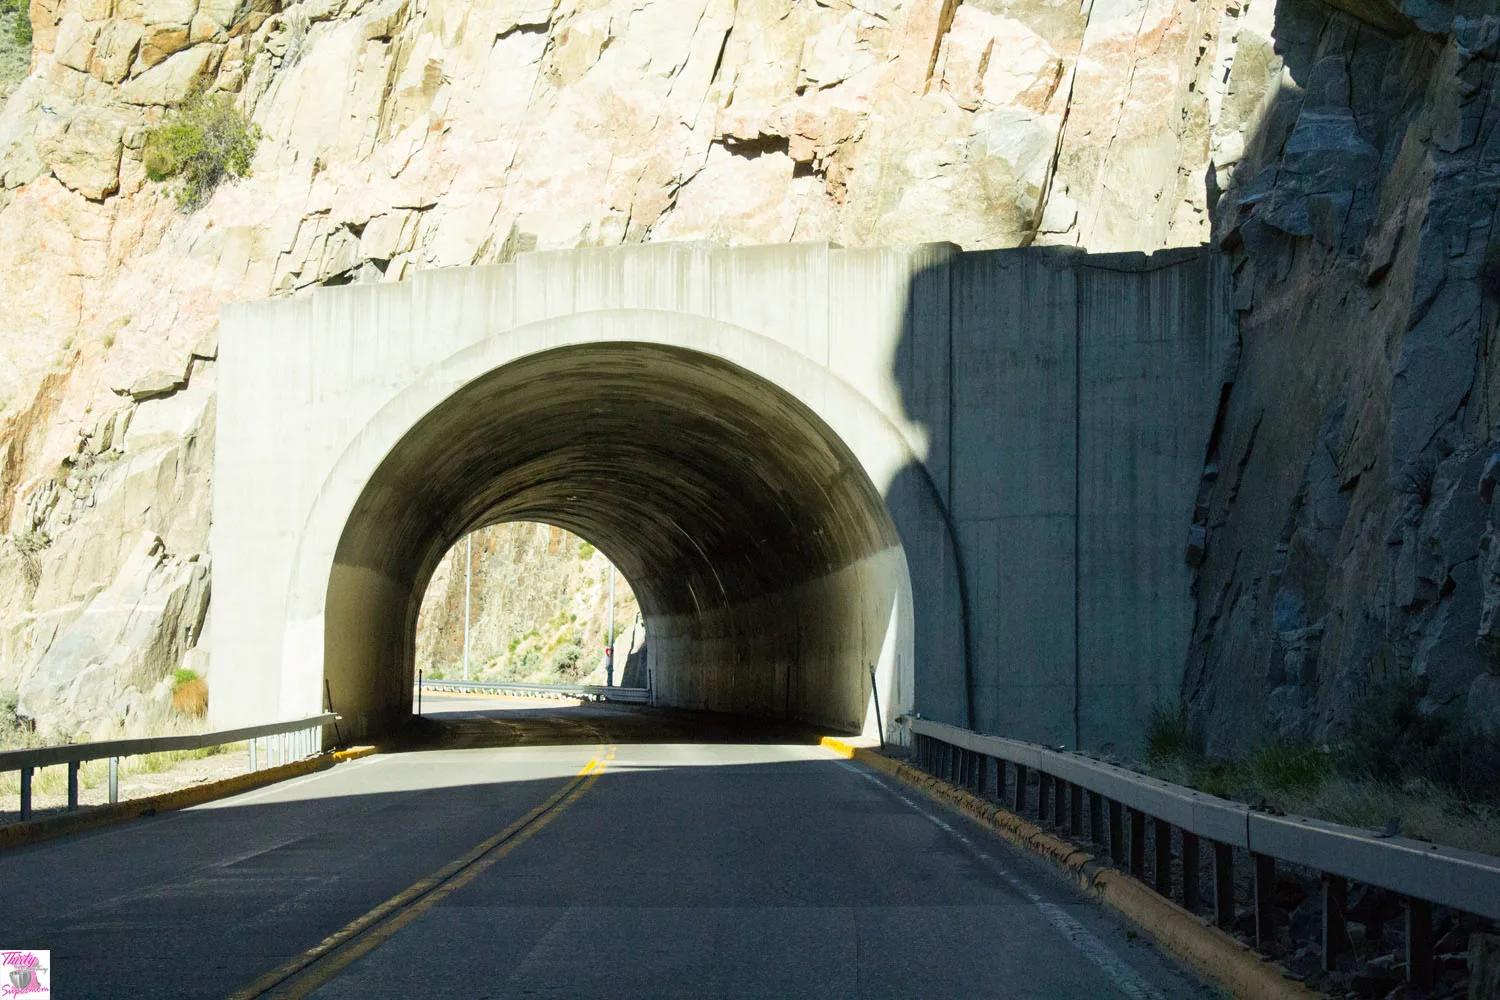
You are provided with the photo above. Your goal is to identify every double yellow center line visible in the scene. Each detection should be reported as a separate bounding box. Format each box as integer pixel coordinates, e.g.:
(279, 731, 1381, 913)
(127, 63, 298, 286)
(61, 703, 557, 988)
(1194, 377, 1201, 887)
(229, 746, 617, 1000)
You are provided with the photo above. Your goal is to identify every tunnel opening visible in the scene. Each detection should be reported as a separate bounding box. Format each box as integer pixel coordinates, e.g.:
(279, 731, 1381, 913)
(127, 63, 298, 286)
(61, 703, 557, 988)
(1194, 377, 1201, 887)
(324, 342, 913, 739)
(413, 522, 646, 689)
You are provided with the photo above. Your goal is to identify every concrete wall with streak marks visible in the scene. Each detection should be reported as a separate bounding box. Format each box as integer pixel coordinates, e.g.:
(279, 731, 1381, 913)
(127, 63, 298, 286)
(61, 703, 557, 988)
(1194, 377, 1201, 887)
(211, 242, 1230, 751)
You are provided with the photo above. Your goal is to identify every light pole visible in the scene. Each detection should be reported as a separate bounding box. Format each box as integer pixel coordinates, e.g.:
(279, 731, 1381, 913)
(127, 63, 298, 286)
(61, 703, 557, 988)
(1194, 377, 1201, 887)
(462, 534, 472, 681)
(606, 562, 615, 686)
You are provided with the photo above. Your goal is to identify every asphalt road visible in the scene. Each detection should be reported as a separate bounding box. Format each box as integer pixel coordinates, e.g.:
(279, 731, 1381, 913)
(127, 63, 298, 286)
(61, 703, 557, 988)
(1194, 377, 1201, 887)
(0, 697, 1212, 998)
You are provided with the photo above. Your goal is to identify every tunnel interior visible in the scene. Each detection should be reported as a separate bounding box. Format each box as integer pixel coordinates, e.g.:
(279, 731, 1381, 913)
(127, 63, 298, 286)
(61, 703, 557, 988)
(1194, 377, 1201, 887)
(325, 342, 912, 736)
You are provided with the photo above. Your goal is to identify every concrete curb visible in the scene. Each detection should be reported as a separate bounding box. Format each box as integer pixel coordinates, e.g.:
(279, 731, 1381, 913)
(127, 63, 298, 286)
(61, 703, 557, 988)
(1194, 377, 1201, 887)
(820, 737, 1325, 1000)
(0, 745, 378, 852)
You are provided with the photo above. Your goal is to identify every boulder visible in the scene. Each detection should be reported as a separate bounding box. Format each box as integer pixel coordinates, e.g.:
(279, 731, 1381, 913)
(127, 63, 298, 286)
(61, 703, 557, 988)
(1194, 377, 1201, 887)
(1467, 671, 1500, 739)
(135, 25, 192, 70)
(90, 20, 144, 83)
(118, 369, 188, 401)
(33, 106, 125, 200)
(52, 13, 102, 72)
(119, 44, 220, 105)
(16, 532, 210, 739)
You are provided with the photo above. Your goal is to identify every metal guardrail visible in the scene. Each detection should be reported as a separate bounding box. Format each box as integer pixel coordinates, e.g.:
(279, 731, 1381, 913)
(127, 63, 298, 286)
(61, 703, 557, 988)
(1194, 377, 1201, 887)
(417, 678, 650, 704)
(908, 717, 1500, 987)
(1, 713, 340, 822)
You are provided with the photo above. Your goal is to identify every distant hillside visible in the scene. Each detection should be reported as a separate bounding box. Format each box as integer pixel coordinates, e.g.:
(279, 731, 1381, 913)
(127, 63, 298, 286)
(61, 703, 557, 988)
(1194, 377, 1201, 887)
(415, 523, 643, 688)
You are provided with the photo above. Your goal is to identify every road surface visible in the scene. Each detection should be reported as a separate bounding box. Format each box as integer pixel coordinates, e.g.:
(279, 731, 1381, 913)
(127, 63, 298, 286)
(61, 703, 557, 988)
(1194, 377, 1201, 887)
(0, 696, 1211, 998)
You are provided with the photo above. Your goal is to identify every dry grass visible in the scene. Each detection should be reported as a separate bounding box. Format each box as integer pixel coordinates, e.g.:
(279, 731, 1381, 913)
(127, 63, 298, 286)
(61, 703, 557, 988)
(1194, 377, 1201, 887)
(0, 741, 246, 800)
(172, 677, 208, 717)
(1143, 699, 1500, 858)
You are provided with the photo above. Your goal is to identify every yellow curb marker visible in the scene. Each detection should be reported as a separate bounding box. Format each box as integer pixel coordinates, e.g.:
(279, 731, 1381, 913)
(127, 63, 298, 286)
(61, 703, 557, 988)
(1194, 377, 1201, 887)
(230, 746, 617, 1000)
(820, 736, 1325, 1000)
(0, 746, 379, 853)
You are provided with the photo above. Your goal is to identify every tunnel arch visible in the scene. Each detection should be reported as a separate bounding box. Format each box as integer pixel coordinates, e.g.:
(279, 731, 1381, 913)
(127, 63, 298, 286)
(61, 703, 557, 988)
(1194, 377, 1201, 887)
(276, 309, 960, 739)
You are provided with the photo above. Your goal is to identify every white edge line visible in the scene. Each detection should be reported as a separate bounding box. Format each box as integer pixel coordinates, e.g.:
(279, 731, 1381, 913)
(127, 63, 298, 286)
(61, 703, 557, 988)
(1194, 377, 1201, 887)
(836, 759, 1168, 1000)
(190, 753, 385, 810)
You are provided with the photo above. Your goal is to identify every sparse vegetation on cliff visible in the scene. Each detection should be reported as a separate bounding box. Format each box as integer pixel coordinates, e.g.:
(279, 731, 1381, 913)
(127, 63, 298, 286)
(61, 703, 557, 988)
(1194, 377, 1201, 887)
(171, 668, 207, 717)
(1143, 697, 1500, 856)
(0, 0, 29, 102)
(416, 524, 639, 686)
(143, 95, 262, 209)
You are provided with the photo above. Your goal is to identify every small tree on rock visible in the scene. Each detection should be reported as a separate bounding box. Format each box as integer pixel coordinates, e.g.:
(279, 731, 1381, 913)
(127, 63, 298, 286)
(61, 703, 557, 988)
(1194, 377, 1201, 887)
(143, 94, 262, 210)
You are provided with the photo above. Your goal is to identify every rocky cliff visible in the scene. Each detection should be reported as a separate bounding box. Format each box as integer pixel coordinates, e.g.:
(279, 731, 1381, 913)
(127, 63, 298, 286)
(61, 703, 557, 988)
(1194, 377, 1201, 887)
(0, 0, 1240, 738)
(1186, 0, 1500, 771)
(0, 0, 1495, 760)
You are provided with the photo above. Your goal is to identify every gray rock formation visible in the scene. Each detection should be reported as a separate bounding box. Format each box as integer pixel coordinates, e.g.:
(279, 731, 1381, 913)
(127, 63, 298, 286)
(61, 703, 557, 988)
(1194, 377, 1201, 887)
(1188, 0, 1500, 761)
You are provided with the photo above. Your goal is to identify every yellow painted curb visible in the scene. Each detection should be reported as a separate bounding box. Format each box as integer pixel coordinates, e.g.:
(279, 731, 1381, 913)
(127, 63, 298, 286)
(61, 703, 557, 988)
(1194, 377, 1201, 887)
(822, 737, 1325, 1000)
(0, 745, 379, 852)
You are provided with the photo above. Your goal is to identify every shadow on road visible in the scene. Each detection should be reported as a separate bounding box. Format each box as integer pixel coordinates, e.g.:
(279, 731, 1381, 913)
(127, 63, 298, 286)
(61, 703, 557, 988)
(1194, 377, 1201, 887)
(393, 698, 843, 753)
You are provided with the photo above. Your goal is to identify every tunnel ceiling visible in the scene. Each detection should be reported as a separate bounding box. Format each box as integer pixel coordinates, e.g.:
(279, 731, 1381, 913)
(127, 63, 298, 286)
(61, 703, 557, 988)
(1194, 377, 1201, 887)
(335, 343, 901, 617)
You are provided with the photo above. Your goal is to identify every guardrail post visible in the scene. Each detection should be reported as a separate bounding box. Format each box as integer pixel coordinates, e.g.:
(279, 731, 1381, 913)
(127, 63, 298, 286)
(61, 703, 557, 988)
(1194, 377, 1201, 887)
(1213, 841, 1234, 929)
(67, 761, 80, 811)
(1253, 853, 1276, 950)
(1109, 799, 1124, 864)
(1088, 791, 1103, 844)
(1322, 874, 1348, 972)
(1405, 897, 1433, 987)
(1013, 764, 1027, 813)
(108, 757, 118, 804)
(1153, 818, 1173, 896)
(19, 765, 32, 821)
(1038, 772, 1052, 823)
(1069, 783, 1083, 837)
(1129, 809, 1146, 877)
(1181, 832, 1200, 913)
(1053, 779, 1066, 830)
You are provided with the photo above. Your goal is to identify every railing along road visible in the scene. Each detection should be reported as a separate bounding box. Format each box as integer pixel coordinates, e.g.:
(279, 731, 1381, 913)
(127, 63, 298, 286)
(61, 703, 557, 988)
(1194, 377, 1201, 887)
(1, 713, 339, 822)
(908, 717, 1500, 988)
(416, 677, 650, 704)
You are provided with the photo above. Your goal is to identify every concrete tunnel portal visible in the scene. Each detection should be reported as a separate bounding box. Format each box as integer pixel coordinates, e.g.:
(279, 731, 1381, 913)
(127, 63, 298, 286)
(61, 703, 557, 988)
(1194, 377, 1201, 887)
(215, 243, 1226, 751)
(326, 342, 915, 738)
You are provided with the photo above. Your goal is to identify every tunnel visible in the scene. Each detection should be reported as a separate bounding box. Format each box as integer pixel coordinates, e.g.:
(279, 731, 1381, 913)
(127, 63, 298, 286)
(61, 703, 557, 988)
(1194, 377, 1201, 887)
(322, 342, 914, 738)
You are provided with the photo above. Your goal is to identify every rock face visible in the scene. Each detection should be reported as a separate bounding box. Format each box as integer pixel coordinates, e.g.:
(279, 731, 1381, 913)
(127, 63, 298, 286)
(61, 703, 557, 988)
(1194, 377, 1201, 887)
(1187, 0, 1500, 757)
(415, 522, 642, 686)
(0, 0, 1238, 738)
(0, 0, 1492, 757)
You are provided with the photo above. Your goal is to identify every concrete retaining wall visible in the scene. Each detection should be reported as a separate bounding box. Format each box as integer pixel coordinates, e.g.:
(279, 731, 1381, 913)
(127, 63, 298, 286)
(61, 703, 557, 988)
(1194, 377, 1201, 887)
(212, 241, 1230, 751)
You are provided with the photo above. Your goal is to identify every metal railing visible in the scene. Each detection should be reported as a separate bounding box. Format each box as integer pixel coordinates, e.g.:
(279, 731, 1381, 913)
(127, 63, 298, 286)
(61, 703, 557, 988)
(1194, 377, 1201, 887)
(908, 717, 1500, 987)
(416, 677, 651, 704)
(0, 713, 340, 822)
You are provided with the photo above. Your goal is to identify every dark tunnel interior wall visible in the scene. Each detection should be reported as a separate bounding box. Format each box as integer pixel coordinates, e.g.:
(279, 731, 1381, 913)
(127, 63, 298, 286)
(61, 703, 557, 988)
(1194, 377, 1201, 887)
(324, 343, 908, 734)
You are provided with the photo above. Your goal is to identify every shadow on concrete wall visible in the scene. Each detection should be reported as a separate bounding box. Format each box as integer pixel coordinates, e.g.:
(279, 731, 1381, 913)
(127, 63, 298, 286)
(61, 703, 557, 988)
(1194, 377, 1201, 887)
(886, 244, 1230, 753)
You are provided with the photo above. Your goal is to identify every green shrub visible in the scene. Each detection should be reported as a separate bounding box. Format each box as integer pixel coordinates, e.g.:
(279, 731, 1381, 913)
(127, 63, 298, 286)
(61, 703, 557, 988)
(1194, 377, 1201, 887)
(1343, 673, 1500, 802)
(578, 541, 595, 560)
(1143, 701, 1197, 766)
(143, 94, 262, 209)
(548, 643, 583, 677)
(1249, 740, 1330, 794)
(1344, 674, 1456, 784)
(0, 0, 28, 44)
(172, 667, 200, 692)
